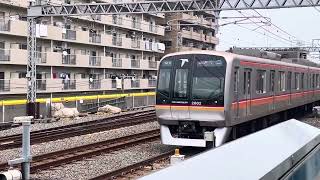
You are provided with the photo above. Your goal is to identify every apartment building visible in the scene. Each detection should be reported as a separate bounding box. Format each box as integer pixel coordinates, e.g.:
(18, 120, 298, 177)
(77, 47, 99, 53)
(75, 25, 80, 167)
(162, 11, 219, 54)
(0, 0, 165, 97)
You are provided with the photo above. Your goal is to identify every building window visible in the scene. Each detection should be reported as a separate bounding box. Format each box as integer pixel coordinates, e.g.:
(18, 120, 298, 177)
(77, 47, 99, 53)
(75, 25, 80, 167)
(256, 70, 266, 94)
(18, 72, 27, 78)
(19, 43, 27, 50)
(295, 72, 300, 90)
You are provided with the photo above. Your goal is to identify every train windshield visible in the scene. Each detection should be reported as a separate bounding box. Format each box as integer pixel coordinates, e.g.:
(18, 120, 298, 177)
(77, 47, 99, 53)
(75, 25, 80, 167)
(192, 55, 225, 101)
(157, 54, 226, 106)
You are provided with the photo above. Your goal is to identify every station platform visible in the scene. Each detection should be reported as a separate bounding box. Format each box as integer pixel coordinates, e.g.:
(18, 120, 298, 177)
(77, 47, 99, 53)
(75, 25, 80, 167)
(140, 119, 320, 180)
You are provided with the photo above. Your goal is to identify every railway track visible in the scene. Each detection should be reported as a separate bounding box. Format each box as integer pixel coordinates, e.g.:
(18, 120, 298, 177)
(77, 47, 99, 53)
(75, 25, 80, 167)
(89, 151, 173, 180)
(0, 109, 156, 150)
(0, 129, 160, 172)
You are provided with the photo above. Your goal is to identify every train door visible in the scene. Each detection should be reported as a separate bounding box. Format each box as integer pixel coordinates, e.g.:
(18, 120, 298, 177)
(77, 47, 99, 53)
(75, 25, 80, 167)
(270, 70, 276, 110)
(234, 67, 240, 118)
(243, 68, 252, 116)
(287, 71, 292, 105)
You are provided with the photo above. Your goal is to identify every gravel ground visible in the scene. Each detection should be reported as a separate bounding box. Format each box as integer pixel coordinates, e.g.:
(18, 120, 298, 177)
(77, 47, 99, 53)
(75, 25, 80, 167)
(300, 116, 320, 128)
(31, 141, 174, 180)
(0, 121, 159, 164)
(0, 108, 154, 137)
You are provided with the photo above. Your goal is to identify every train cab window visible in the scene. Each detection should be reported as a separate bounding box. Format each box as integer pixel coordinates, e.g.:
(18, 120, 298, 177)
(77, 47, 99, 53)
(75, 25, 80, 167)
(295, 72, 300, 90)
(157, 58, 172, 97)
(192, 55, 226, 101)
(173, 60, 190, 98)
(256, 70, 266, 94)
(279, 71, 286, 92)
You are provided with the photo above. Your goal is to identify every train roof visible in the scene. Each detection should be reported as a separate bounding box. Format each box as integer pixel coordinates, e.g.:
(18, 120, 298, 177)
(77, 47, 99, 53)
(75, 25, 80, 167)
(161, 50, 320, 71)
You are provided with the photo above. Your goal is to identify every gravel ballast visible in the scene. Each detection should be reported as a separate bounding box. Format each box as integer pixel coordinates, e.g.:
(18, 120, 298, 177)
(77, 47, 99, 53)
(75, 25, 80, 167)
(31, 141, 174, 180)
(0, 121, 159, 164)
(0, 108, 154, 137)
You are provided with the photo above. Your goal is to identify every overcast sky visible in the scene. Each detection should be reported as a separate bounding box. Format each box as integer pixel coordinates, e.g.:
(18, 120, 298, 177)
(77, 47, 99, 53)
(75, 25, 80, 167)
(216, 7, 320, 51)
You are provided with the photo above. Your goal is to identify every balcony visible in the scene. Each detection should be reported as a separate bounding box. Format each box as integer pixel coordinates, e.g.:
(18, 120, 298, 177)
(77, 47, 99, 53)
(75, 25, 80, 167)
(0, 21, 9, 32)
(0, 80, 10, 92)
(112, 37, 122, 46)
(131, 59, 140, 68)
(111, 79, 117, 89)
(112, 16, 123, 25)
(89, 80, 101, 89)
(132, 21, 141, 29)
(36, 80, 47, 91)
(36, 52, 47, 64)
(62, 55, 76, 65)
(63, 80, 76, 90)
(131, 39, 141, 49)
(89, 33, 101, 44)
(131, 79, 140, 88)
(0, 49, 10, 62)
(148, 79, 157, 87)
(89, 56, 102, 66)
(62, 29, 76, 40)
(149, 25, 158, 33)
(149, 61, 157, 69)
(112, 58, 122, 67)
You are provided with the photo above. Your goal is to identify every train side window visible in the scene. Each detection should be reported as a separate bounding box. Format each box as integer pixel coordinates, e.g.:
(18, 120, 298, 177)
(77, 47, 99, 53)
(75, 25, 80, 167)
(243, 70, 246, 95)
(279, 71, 286, 92)
(294, 72, 300, 90)
(234, 67, 239, 92)
(317, 74, 320, 88)
(301, 73, 305, 90)
(256, 70, 266, 94)
(287, 72, 292, 91)
(270, 70, 275, 92)
(312, 74, 316, 89)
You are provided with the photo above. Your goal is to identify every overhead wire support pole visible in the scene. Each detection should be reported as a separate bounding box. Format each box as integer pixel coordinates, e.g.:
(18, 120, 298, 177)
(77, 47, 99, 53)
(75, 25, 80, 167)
(26, 17, 37, 117)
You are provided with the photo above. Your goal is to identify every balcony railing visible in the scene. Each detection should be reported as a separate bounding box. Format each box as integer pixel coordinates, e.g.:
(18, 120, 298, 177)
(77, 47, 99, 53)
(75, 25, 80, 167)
(112, 16, 123, 25)
(62, 29, 76, 40)
(89, 79, 101, 89)
(111, 79, 117, 88)
(112, 37, 122, 46)
(131, 40, 141, 48)
(89, 33, 101, 43)
(149, 61, 157, 69)
(63, 80, 76, 90)
(131, 59, 140, 68)
(132, 21, 141, 29)
(149, 25, 158, 33)
(62, 54, 76, 65)
(131, 79, 140, 88)
(0, 80, 10, 92)
(0, 49, 10, 61)
(89, 56, 101, 66)
(36, 79, 46, 91)
(148, 79, 157, 87)
(112, 58, 122, 67)
(0, 21, 9, 31)
(36, 52, 47, 64)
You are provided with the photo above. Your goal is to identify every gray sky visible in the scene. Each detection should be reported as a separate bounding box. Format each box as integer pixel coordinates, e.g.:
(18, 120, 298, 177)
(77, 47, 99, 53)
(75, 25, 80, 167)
(216, 7, 320, 51)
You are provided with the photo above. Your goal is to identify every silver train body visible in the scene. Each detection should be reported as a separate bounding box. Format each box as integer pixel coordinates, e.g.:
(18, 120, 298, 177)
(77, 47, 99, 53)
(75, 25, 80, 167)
(156, 51, 320, 147)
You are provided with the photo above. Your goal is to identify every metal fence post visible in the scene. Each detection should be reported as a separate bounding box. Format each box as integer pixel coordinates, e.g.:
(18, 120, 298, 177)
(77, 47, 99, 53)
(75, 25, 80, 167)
(146, 95, 149, 106)
(22, 121, 31, 180)
(132, 95, 135, 108)
(2, 101, 4, 123)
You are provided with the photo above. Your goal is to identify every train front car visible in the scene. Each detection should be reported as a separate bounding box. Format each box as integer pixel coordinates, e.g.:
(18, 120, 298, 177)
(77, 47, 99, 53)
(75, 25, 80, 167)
(156, 52, 232, 147)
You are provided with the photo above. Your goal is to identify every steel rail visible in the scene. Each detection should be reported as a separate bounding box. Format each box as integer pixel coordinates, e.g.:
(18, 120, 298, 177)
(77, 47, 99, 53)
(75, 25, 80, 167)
(89, 151, 174, 180)
(0, 129, 160, 172)
(0, 110, 156, 150)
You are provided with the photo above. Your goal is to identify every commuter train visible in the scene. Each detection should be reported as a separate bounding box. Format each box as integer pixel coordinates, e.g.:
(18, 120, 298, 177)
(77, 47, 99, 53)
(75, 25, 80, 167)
(156, 50, 320, 147)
